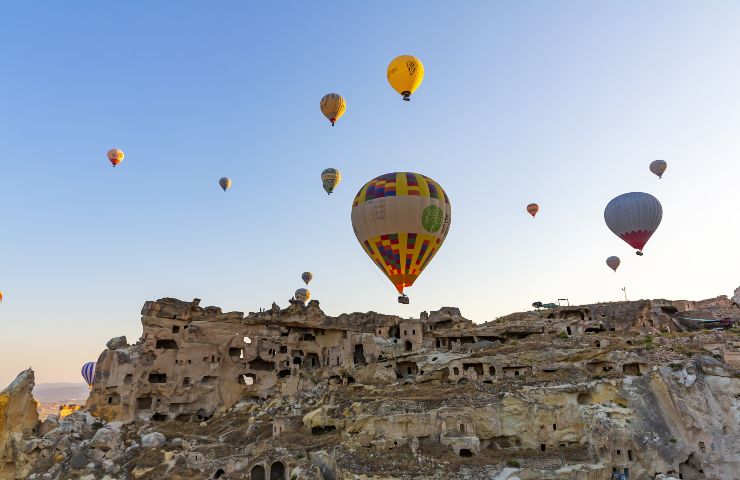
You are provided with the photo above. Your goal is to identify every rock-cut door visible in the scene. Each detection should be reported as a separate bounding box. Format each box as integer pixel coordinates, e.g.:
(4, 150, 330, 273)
(250, 465, 265, 480)
(270, 461, 286, 480)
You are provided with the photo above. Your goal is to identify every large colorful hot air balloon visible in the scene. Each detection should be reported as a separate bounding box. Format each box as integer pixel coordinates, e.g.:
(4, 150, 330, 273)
(301, 272, 313, 285)
(604, 192, 662, 256)
(219, 177, 232, 191)
(81, 362, 96, 389)
(649, 160, 667, 179)
(320, 93, 346, 126)
(107, 149, 124, 167)
(606, 256, 621, 272)
(295, 288, 310, 304)
(526, 203, 539, 218)
(351, 172, 451, 302)
(387, 55, 424, 101)
(321, 168, 341, 195)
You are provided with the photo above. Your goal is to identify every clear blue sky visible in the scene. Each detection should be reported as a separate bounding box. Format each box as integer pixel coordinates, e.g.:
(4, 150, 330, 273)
(1, 2, 739, 385)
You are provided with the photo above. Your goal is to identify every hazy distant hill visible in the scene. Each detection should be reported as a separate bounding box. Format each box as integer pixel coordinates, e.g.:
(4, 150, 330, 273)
(33, 383, 89, 403)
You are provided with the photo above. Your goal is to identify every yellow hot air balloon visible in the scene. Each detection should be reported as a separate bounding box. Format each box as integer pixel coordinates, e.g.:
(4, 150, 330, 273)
(0, 291, 3, 303)
(387, 55, 424, 101)
(351, 172, 451, 302)
(107, 148, 124, 167)
(320, 93, 346, 126)
(321, 168, 341, 195)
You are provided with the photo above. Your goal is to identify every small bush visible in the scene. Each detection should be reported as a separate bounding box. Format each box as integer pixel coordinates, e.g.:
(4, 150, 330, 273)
(669, 438, 677, 443)
(91, 421, 104, 431)
(644, 336, 653, 345)
(669, 363, 684, 371)
(557, 332, 568, 339)
(506, 459, 521, 468)
(592, 375, 605, 380)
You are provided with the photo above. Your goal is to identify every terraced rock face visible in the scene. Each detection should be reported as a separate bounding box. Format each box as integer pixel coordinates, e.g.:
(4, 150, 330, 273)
(1, 295, 739, 479)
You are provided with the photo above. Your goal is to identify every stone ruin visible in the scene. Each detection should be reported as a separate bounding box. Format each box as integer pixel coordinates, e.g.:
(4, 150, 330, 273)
(0, 292, 738, 479)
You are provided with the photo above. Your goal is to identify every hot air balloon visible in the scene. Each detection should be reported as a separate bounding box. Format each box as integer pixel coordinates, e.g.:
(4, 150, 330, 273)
(107, 149, 124, 167)
(301, 272, 313, 285)
(0, 291, 3, 303)
(81, 362, 96, 389)
(604, 192, 662, 256)
(351, 172, 451, 303)
(650, 160, 667, 179)
(295, 288, 310, 304)
(321, 168, 341, 195)
(606, 256, 621, 272)
(320, 93, 346, 126)
(387, 55, 424, 101)
(219, 177, 232, 191)
(526, 203, 539, 218)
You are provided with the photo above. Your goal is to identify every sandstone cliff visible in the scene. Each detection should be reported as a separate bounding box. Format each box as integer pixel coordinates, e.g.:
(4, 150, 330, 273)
(0, 369, 39, 480)
(1, 295, 738, 479)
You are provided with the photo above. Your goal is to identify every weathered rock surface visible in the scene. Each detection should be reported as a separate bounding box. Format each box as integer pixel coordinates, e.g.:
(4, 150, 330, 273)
(0, 369, 39, 479)
(1, 292, 738, 479)
(106, 336, 128, 350)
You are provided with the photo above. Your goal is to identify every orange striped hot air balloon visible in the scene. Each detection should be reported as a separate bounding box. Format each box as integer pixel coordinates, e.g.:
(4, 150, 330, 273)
(526, 203, 539, 218)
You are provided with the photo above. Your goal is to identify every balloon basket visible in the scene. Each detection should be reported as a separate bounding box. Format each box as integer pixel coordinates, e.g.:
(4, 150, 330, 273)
(398, 295, 409, 304)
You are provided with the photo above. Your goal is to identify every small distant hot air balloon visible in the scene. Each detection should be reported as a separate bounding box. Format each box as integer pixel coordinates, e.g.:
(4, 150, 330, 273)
(301, 272, 313, 285)
(81, 362, 96, 389)
(606, 256, 621, 272)
(320, 93, 346, 126)
(387, 55, 424, 101)
(321, 168, 341, 195)
(604, 192, 662, 256)
(219, 177, 232, 191)
(649, 160, 667, 179)
(526, 203, 539, 218)
(351, 172, 451, 302)
(0, 291, 3, 303)
(295, 288, 310, 304)
(107, 149, 124, 167)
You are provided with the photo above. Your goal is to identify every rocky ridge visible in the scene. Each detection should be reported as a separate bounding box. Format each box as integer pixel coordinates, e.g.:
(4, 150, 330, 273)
(0, 293, 738, 480)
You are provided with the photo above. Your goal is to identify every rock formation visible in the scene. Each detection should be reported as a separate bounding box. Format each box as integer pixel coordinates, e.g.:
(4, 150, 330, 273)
(1, 294, 738, 479)
(0, 369, 39, 480)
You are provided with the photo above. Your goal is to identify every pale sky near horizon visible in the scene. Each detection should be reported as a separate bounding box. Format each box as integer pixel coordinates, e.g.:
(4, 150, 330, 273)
(1, 2, 739, 386)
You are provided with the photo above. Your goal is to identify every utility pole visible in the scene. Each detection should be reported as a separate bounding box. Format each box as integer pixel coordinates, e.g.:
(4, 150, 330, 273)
(621, 287, 627, 301)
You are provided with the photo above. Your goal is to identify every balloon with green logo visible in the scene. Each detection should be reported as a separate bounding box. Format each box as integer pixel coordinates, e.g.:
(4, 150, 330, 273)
(351, 172, 451, 299)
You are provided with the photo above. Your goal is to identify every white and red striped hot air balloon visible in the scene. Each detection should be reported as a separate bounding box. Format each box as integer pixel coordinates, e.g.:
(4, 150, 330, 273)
(604, 192, 662, 256)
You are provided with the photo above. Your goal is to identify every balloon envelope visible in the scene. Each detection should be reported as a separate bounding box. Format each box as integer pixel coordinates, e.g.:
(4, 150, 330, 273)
(0, 291, 3, 303)
(295, 288, 310, 304)
(387, 55, 424, 100)
(219, 177, 232, 191)
(321, 168, 341, 195)
(606, 256, 621, 272)
(351, 172, 451, 295)
(81, 362, 96, 388)
(604, 192, 662, 253)
(301, 272, 313, 285)
(526, 203, 539, 217)
(320, 93, 346, 126)
(650, 160, 667, 179)
(107, 148, 124, 167)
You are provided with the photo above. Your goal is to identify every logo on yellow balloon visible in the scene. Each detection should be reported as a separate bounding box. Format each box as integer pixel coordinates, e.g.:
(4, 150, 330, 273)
(422, 206, 443, 233)
(406, 60, 417, 76)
